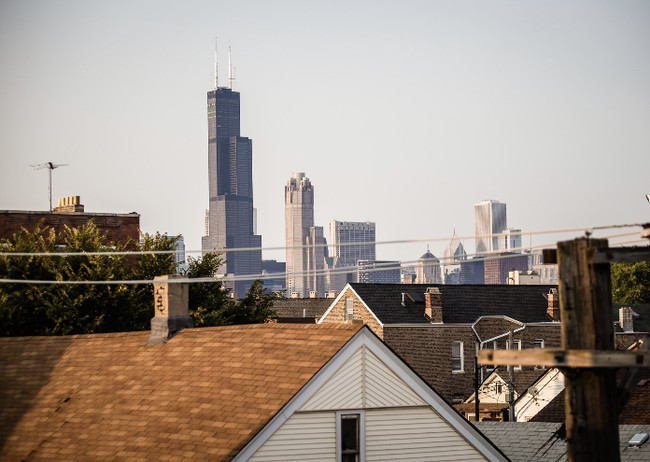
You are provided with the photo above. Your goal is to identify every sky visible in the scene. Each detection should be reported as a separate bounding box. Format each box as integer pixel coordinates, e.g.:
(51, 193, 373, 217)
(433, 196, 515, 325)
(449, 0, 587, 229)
(1, 0, 649, 265)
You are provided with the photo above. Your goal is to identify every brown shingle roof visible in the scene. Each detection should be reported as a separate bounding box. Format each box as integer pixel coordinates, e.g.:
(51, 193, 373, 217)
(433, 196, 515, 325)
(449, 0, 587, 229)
(0, 323, 363, 461)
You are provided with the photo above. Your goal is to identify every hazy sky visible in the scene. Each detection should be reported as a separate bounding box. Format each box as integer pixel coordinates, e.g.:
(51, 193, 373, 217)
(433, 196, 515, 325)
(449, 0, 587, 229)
(1, 0, 649, 264)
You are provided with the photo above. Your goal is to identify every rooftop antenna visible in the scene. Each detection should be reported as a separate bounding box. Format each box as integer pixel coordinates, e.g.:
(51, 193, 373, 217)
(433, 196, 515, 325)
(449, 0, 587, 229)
(31, 162, 69, 211)
(213, 37, 219, 89)
(228, 41, 233, 89)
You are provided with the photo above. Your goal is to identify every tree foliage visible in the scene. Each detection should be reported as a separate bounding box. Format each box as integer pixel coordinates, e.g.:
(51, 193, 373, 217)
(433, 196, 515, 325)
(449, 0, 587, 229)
(0, 222, 276, 337)
(185, 253, 277, 327)
(611, 261, 650, 305)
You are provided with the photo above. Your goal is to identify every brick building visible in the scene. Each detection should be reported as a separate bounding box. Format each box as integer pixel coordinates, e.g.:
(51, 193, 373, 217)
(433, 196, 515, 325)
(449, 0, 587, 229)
(318, 283, 563, 403)
(0, 197, 140, 248)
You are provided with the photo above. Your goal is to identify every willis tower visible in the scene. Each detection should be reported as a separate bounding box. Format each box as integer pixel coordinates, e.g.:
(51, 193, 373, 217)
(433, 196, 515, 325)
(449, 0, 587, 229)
(202, 42, 262, 297)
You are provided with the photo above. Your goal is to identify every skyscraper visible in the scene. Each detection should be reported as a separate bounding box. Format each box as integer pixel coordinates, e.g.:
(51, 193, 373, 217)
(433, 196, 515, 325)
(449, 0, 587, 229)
(442, 229, 466, 284)
(416, 247, 442, 284)
(328, 221, 376, 267)
(474, 200, 507, 255)
(285, 172, 324, 297)
(202, 45, 261, 297)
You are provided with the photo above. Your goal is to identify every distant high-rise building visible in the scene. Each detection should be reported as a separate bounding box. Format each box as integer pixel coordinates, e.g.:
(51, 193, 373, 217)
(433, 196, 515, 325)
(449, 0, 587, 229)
(474, 200, 507, 255)
(202, 46, 261, 297)
(285, 173, 324, 297)
(484, 252, 529, 284)
(416, 247, 442, 284)
(174, 236, 188, 275)
(356, 260, 401, 284)
(261, 259, 286, 293)
(502, 228, 522, 253)
(328, 221, 376, 267)
(442, 229, 467, 285)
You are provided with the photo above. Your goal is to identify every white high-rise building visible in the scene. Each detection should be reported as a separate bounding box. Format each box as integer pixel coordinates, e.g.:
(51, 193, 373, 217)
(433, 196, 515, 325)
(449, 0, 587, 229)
(442, 230, 467, 284)
(285, 173, 324, 297)
(328, 221, 376, 266)
(474, 200, 507, 255)
(416, 247, 442, 284)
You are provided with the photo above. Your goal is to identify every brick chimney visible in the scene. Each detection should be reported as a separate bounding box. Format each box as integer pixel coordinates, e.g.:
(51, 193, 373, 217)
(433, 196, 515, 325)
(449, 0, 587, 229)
(54, 196, 84, 212)
(619, 307, 634, 332)
(424, 287, 443, 323)
(147, 275, 193, 345)
(547, 288, 560, 321)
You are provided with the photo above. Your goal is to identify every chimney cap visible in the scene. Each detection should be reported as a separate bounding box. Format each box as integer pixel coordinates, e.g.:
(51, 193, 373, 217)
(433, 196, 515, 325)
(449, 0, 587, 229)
(426, 287, 441, 294)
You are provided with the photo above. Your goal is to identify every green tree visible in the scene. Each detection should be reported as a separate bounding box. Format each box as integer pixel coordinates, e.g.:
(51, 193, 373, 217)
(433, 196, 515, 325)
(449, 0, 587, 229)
(611, 261, 650, 305)
(1, 224, 276, 336)
(185, 253, 277, 327)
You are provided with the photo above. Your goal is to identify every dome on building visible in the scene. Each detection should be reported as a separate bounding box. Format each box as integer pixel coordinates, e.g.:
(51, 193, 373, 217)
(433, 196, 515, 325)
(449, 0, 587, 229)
(416, 246, 442, 284)
(420, 250, 439, 262)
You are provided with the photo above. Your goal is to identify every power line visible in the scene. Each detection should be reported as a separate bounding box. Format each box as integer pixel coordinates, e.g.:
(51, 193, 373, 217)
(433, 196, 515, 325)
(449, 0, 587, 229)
(1, 224, 646, 258)
(1, 232, 644, 286)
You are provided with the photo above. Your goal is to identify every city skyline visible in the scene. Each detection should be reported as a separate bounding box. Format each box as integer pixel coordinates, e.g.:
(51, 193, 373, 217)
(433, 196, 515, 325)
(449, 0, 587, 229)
(1, 1, 648, 266)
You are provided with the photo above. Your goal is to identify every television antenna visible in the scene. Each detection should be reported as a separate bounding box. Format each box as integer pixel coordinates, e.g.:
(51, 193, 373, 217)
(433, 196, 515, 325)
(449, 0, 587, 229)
(30, 162, 69, 211)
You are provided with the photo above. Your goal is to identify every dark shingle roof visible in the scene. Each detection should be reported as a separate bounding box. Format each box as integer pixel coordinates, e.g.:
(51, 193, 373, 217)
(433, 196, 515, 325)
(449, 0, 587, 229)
(348, 283, 558, 324)
(0, 324, 363, 461)
(476, 422, 650, 462)
(270, 298, 333, 320)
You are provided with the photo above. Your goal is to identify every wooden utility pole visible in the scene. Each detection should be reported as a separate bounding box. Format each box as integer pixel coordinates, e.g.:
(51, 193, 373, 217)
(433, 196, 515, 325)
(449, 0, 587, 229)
(557, 238, 618, 462)
(479, 231, 650, 462)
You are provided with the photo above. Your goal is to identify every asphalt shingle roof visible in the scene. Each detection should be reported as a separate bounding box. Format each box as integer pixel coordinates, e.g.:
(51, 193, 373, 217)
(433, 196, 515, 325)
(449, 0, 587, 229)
(348, 283, 558, 324)
(270, 298, 332, 320)
(0, 323, 363, 461)
(476, 422, 650, 462)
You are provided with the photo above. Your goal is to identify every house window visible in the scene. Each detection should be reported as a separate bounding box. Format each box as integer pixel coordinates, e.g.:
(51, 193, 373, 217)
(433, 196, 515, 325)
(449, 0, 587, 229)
(345, 298, 354, 322)
(338, 412, 364, 462)
(533, 339, 545, 369)
(452, 341, 464, 373)
(506, 339, 522, 370)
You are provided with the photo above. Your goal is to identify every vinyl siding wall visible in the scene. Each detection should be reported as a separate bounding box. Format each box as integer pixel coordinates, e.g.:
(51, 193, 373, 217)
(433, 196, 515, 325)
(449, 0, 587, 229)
(250, 407, 487, 462)
(248, 411, 336, 461)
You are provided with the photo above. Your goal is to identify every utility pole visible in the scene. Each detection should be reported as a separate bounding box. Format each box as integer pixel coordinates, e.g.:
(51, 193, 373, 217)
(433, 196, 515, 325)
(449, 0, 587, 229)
(478, 228, 650, 462)
(557, 237, 618, 462)
(507, 330, 516, 422)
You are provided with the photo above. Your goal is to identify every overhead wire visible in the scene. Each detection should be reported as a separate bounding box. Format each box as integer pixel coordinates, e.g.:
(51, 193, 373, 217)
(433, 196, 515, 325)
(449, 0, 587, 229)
(0, 228, 645, 286)
(0, 223, 646, 258)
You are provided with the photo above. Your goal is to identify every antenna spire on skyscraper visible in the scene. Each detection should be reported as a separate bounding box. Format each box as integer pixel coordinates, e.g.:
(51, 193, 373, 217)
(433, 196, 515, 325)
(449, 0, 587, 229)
(214, 37, 219, 90)
(228, 40, 234, 89)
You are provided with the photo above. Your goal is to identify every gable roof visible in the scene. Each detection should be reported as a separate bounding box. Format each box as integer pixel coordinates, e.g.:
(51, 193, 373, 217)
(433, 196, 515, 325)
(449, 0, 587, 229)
(342, 283, 557, 324)
(1, 323, 510, 462)
(0, 324, 362, 461)
(235, 324, 509, 462)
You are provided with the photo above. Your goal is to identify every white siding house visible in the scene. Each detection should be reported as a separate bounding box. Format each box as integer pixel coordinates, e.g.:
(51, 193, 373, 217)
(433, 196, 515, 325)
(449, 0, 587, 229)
(239, 328, 508, 462)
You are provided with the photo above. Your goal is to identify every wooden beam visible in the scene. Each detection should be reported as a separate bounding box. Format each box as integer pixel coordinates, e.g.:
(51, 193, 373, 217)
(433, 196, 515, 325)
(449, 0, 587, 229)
(543, 246, 650, 265)
(478, 349, 650, 368)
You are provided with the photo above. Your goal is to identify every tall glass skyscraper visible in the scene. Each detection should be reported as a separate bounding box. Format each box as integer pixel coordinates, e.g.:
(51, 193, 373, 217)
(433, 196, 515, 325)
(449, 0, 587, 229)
(202, 82, 262, 297)
(474, 200, 507, 255)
